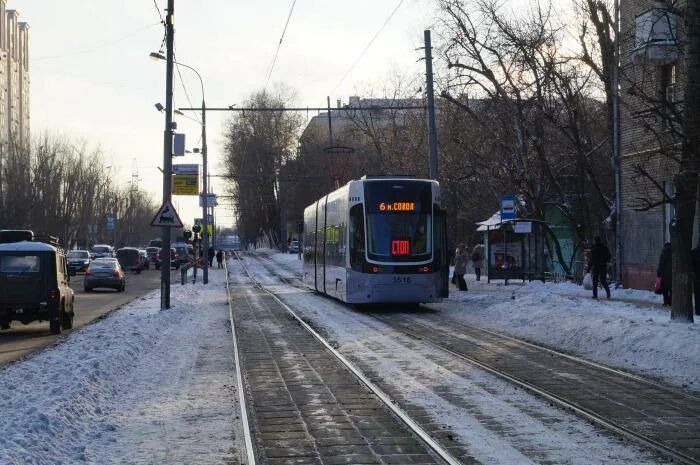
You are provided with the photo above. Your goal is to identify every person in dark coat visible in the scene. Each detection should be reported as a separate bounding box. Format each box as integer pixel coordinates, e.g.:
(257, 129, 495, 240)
(587, 236, 611, 299)
(216, 250, 224, 269)
(208, 246, 215, 267)
(693, 241, 700, 315)
(657, 242, 673, 306)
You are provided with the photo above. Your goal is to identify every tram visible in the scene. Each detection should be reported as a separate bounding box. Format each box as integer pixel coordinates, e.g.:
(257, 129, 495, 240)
(302, 175, 449, 304)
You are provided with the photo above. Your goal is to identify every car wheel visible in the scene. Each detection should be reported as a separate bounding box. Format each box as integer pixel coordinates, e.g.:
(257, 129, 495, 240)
(50, 318, 61, 335)
(121, 282, 126, 292)
(155, 264, 160, 270)
(61, 303, 74, 330)
(84, 285, 91, 292)
(0, 321, 10, 330)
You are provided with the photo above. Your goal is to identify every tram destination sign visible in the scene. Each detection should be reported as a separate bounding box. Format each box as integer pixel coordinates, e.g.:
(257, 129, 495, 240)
(379, 202, 416, 212)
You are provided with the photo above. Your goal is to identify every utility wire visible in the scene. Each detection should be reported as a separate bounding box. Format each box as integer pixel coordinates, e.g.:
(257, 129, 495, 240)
(263, 0, 298, 90)
(153, 0, 167, 52)
(32, 23, 160, 61)
(329, 0, 405, 96)
(174, 49, 201, 125)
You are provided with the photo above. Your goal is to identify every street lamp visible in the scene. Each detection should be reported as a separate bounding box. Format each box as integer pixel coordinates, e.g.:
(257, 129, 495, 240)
(151, 51, 210, 285)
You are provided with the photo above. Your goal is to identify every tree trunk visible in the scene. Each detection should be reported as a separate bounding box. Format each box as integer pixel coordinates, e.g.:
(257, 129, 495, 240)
(671, 2, 700, 322)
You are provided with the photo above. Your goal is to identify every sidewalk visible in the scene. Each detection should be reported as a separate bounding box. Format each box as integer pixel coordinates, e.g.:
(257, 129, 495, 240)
(0, 267, 244, 465)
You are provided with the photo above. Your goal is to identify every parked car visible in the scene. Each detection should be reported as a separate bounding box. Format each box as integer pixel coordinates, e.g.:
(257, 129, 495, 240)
(155, 248, 180, 270)
(116, 247, 143, 274)
(0, 231, 75, 334)
(148, 239, 162, 248)
(67, 249, 91, 275)
(288, 240, 301, 254)
(91, 244, 114, 259)
(84, 258, 125, 292)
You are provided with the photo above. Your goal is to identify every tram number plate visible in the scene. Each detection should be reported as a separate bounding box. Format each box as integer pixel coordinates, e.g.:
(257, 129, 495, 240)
(392, 276, 412, 284)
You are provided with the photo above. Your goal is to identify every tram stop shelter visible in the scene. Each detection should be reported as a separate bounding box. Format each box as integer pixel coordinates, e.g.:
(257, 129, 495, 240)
(476, 212, 548, 284)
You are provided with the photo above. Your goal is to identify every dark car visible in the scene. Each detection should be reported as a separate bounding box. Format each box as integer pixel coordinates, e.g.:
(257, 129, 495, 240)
(116, 247, 143, 273)
(84, 258, 125, 292)
(172, 242, 193, 266)
(145, 246, 159, 266)
(155, 247, 180, 270)
(67, 250, 91, 275)
(91, 244, 114, 259)
(0, 233, 75, 334)
(288, 240, 301, 254)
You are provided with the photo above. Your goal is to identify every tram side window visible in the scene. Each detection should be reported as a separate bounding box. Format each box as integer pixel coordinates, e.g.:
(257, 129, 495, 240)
(349, 204, 365, 271)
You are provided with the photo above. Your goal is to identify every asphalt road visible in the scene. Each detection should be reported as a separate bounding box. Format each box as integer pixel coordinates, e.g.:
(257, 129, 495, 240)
(0, 267, 174, 366)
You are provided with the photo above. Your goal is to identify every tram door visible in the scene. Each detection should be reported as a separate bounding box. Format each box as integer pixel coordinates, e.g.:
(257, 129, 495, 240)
(435, 206, 449, 298)
(315, 196, 328, 293)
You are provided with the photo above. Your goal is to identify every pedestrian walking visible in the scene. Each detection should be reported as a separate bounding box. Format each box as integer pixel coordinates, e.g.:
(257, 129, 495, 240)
(453, 244, 469, 291)
(208, 246, 215, 267)
(471, 242, 485, 281)
(693, 240, 700, 315)
(587, 236, 611, 299)
(657, 242, 673, 306)
(216, 250, 223, 269)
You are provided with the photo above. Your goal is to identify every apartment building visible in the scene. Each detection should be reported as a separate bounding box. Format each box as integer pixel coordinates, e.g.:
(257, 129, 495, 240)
(619, 0, 687, 288)
(0, 0, 29, 149)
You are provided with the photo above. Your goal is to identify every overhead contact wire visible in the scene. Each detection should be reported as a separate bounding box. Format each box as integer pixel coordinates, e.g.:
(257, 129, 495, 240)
(263, 0, 298, 91)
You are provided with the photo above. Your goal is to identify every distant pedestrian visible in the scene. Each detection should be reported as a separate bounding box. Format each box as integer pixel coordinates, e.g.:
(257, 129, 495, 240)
(216, 250, 223, 269)
(587, 236, 611, 299)
(208, 246, 215, 267)
(657, 242, 673, 306)
(693, 241, 700, 315)
(453, 244, 469, 291)
(471, 242, 485, 281)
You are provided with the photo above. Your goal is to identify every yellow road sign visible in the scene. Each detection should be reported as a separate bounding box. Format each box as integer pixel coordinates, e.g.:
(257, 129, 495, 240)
(172, 175, 199, 196)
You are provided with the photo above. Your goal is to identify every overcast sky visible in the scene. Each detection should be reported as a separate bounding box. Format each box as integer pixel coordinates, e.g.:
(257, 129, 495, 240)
(22, 0, 435, 228)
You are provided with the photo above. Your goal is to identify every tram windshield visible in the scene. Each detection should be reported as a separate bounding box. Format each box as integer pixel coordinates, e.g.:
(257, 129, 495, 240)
(364, 180, 432, 262)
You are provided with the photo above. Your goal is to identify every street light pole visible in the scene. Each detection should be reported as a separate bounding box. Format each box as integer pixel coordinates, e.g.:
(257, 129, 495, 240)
(160, 0, 175, 309)
(201, 98, 209, 284)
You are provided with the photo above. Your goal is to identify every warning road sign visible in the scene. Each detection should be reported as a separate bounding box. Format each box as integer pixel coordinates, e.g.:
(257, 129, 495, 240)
(150, 200, 184, 228)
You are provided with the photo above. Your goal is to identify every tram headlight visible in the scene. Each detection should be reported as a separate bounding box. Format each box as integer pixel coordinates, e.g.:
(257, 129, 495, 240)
(421, 266, 430, 273)
(372, 266, 379, 273)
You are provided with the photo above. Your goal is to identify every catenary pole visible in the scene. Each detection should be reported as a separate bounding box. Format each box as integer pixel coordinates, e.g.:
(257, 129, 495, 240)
(613, 0, 622, 287)
(161, 0, 175, 309)
(424, 30, 438, 180)
(202, 98, 209, 284)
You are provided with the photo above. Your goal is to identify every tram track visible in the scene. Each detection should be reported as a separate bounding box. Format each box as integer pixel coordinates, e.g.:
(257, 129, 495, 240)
(227, 252, 460, 465)
(249, 251, 700, 465)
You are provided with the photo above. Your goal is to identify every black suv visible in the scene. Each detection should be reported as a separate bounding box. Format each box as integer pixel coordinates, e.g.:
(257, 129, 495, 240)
(0, 230, 75, 334)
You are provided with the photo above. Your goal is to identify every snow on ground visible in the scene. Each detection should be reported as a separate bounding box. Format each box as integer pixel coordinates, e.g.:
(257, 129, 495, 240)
(237, 254, 665, 465)
(0, 268, 243, 465)
(266, 251, 700, 390)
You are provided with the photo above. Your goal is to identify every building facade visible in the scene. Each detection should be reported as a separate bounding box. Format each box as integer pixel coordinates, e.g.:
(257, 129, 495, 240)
(0, 0, 29, 149)
(619, 0, 688, 289)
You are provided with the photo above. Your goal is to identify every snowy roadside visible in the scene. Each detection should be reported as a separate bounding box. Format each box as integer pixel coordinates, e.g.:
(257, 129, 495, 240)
(0, 268, 243, 465)
(239, 254, 664, 465)
(266, 251, 700, 391)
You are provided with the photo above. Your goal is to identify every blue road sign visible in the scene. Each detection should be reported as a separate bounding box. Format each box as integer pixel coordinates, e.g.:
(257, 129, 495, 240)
(500, 196, 516, 221)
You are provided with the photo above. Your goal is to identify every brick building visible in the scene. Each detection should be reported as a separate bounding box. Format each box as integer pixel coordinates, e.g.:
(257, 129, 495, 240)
(0, 0, 29, 149)
(619, 0, 686, 288)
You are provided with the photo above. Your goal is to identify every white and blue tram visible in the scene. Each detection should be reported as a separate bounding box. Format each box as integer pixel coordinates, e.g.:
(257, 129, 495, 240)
(303, 176, 449, 304)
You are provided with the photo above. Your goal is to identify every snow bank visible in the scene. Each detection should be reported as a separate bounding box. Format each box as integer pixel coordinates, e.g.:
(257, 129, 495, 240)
(0, 269, 242, 465)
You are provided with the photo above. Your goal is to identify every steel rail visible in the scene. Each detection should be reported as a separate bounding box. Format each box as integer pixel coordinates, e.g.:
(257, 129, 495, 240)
(232, 252, 461, 465)
(252, 252, 700, 465)
(372, 315, 700, 465)
(223, 258, 257, 465)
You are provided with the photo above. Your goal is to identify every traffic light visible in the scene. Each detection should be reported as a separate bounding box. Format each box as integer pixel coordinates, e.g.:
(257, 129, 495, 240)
(192, 224, 202, 234)
(183, 230, 192, 240)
